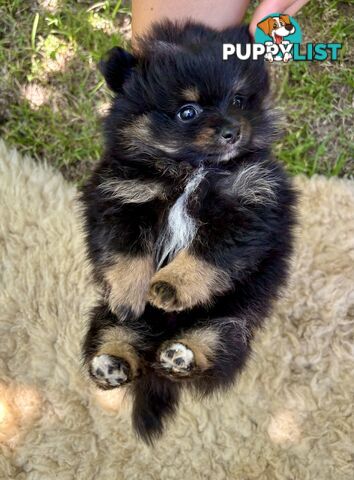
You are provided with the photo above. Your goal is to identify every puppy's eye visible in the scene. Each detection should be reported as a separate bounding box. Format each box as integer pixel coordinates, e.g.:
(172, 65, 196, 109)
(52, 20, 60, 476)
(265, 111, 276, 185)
(232, 95, 245, 109)
(176, 104, 202, 122)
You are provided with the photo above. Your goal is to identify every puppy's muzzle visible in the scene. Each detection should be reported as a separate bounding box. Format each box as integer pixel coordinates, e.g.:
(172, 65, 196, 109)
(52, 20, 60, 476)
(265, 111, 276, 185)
(285, 23, 295, 32)
(219, 122, 241, 146)
(220, 126, 240, 145)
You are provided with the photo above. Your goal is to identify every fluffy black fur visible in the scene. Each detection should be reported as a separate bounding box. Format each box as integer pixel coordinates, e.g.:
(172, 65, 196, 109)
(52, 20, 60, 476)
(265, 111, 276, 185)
(80, 21, 297, 444)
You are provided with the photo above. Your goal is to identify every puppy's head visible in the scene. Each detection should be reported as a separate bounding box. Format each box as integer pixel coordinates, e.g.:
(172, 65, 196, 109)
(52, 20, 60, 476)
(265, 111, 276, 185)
(100, 21, 279, 167)
(257, 15, 295, 42)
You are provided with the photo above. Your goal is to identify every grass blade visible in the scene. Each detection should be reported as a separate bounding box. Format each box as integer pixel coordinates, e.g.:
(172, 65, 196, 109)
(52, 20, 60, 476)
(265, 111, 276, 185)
(31, 13, 40, 50)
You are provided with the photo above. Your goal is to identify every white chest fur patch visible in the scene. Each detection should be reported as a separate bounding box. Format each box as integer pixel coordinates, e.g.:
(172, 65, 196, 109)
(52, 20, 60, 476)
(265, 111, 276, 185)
(156, 167, 205, 268)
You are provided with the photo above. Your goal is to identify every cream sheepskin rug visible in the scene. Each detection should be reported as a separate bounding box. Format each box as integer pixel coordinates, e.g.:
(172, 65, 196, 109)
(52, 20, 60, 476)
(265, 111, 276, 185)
(0, 140, 353, 479)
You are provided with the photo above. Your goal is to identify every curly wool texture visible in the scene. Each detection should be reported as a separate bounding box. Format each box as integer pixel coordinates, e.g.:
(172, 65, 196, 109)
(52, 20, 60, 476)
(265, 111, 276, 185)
(0, 140, 353, 479)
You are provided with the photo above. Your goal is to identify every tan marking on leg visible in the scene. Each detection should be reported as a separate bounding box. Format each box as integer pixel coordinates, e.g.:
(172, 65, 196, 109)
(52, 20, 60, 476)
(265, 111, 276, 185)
(97, 326, 141, 376)
(149, 250, 231, 312)
(158, 327, 220, 374)
(104, 254, 154, 318)
(179, 327, 220, 370)
(181, 86, 200, 103)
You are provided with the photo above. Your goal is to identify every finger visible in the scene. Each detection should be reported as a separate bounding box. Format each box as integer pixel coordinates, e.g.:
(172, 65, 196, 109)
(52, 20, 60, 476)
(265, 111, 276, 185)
(285, 0, 310, 16)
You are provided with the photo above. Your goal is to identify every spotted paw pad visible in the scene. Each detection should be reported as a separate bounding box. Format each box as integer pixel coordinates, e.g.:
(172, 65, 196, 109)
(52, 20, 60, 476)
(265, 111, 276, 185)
(90, 354, 131, 389)
(159, 342, 195, 376)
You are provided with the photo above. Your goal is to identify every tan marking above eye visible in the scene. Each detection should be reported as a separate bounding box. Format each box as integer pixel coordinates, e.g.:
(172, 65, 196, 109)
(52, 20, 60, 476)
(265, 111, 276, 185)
(181, 86, 200, 103)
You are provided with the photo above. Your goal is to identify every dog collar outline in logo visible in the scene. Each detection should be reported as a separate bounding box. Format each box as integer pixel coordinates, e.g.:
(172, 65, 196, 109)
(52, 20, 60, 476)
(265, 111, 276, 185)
(255, 13, 302, 63)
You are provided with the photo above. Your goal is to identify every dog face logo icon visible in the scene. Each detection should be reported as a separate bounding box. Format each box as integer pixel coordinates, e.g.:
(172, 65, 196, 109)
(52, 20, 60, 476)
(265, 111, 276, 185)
(255, 14, 301, 63)
(258, 15, 295, 43)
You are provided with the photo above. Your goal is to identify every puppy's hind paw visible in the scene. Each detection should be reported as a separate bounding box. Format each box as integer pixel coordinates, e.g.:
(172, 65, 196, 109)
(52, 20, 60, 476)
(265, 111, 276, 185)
(89, 354, 131, 389)
(158, 342, 195, 378)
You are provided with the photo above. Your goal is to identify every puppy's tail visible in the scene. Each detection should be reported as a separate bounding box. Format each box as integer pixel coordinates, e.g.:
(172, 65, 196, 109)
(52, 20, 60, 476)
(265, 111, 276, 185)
(132, 372, 180, 445)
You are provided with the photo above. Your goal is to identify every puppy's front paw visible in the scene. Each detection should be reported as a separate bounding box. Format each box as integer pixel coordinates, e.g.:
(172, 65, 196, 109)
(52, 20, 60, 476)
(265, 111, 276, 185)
(149, 281, 185, 312)
(89, 354, 131, 390)
(158, 342, 195, 377)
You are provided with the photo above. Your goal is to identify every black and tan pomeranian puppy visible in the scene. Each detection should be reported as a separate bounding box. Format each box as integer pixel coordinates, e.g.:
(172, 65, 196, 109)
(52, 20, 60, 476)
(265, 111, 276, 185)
(81, 20, 297, 444)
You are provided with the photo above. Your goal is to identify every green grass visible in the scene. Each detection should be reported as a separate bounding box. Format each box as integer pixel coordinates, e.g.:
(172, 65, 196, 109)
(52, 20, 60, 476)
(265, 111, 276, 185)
(272, 0, 354, 176)
(0, 0, 130, 181)
(0, 0, 353, 181)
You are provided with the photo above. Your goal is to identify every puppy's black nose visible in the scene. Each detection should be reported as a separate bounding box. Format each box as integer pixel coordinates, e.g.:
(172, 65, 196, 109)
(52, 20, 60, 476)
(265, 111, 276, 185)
(220, 127, 240, 144)
(285, 23, 294, 31)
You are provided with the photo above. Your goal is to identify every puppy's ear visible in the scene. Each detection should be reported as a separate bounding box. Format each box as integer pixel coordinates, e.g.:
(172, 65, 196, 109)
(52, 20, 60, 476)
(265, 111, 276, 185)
(98, 47, 136, 93)
(257, 17, 273, 36)
(279, 14, 291, 24)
